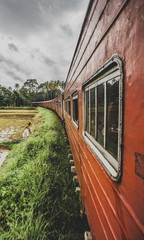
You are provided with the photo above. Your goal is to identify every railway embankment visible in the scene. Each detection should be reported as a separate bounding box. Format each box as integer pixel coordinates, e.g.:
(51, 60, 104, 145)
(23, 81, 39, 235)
(0, 107, 88, 240)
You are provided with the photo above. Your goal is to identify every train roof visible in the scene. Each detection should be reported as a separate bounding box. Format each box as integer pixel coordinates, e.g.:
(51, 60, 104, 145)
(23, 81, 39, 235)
(65, 0, 93, 85)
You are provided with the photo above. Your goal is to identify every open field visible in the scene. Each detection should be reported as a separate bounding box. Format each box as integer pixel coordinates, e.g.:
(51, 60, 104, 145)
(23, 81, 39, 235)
(0, 109, 38, 142)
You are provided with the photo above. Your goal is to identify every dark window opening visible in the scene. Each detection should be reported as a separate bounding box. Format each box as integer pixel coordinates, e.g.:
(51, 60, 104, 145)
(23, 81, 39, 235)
(73, 92, 78, 125)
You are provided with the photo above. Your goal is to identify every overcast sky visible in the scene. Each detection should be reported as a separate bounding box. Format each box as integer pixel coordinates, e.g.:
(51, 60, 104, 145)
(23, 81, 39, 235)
(0, 0, 89, 88)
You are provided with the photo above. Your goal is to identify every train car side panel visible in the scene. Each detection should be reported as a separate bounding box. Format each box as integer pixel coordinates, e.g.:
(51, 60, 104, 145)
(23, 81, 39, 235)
(64, 0, 144, 239)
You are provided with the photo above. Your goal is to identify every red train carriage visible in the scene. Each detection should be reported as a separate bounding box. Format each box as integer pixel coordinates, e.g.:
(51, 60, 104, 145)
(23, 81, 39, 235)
(33, 92, 64, 120)
(33, 0, 144, 239)
(64, 0, 144, 239)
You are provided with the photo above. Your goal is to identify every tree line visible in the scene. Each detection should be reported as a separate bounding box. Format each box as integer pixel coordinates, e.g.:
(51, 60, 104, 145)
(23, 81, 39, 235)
(0, 79, 64, 107)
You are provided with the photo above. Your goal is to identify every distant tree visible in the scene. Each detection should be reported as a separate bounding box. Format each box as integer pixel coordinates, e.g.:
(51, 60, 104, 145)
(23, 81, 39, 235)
(37, 80, 64, 100)
(12, 90, 19, 106)
(38, 82, 49, 100)
(44, 81, 50, 100)
(0, 87, 4, 106)
(48, 80, 64, 99)
(0, 86, 12, 106)
(8, 86, 12, 91)
(23, 79, 38, 106)
(14, 83, 20, 90)
(19, 87, 31, 106)
(0, 79, 65, 107)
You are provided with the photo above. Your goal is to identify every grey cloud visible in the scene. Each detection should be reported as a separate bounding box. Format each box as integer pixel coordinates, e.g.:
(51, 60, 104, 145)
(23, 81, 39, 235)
(51, 64, 65, 81)
(60, 24, 73, 36)
(38, 52, 55, 66)
(30, 49, 55, 66)
(0, 0, 44, 37)
(59, 55, 69, 65)
(0, 0, 89, 88)
(30, 54, 35, 59)
(39, 0, 83, 14)
(43, 56, 55, 66)
(0, 54, 29, 76)
(6, 70, 24, 83)
(8, 43, 18, 52)
(0, 0, 86, 38)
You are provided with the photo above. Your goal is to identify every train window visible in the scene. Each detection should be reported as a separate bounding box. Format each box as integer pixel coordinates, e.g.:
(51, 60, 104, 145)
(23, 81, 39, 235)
(83, 56, 123, 181)
(68, 97, 71, 117)
(85, 90, 89, 133)
(65, 100, 67, 113)
(90, 87, 95, 138)
(106, 79, 119, 159)
(72, 91, 78, 126)
(97, 83, 104, 146)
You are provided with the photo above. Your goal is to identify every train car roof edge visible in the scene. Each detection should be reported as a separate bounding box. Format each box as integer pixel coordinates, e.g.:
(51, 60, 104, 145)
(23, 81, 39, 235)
(65, 0, 93, 85)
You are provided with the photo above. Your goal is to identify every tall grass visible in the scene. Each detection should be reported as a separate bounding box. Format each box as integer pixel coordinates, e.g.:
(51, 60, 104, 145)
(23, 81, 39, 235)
(0, 107, 88, 240)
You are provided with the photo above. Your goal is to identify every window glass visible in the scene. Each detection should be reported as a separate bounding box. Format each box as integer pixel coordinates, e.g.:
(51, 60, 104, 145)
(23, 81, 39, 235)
(106, 79, 119, 159)
(86, 90, 89, 133)
(73, 94, 78, 124)
(66, 100, 68, 112)
(68, 98, 71, 116)
(90, 88, 95, 138)
(69, 100, 71, 116)
(97, 84, 104, 146)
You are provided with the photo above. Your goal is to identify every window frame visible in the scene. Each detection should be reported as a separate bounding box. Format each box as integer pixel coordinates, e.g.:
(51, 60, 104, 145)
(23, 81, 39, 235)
(83, 56, 123, 181)
(72, 91, 79, 128)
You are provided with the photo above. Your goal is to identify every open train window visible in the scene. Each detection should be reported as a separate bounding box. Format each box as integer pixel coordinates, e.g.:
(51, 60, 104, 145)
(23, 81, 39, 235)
(72, 91, 79, 127)
(83, 56, 123, 181)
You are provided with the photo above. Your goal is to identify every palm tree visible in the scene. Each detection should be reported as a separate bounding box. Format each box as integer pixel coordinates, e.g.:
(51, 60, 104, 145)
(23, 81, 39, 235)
(14, 83, 20, 90)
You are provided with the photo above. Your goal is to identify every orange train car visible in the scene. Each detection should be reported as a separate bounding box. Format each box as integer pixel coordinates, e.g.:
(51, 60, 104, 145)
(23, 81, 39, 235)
(34, 0, 144, 239)
(33, 92, 64, 120)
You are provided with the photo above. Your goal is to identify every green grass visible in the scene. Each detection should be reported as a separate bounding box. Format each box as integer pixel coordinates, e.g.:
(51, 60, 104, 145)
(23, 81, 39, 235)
(0, 140, 21, 150)
(0, 107, 88, 240)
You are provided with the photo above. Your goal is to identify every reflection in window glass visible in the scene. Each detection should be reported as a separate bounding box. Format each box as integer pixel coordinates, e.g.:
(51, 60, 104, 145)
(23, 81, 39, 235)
(86, 90, 89, 133)
(106, 79, 119, 159)
(90, 88, 95, 138)
(97, 84, 104, 146)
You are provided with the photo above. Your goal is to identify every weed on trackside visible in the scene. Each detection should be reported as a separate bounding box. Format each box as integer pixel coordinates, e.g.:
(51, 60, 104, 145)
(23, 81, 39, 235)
(0, 107, 89, 240)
